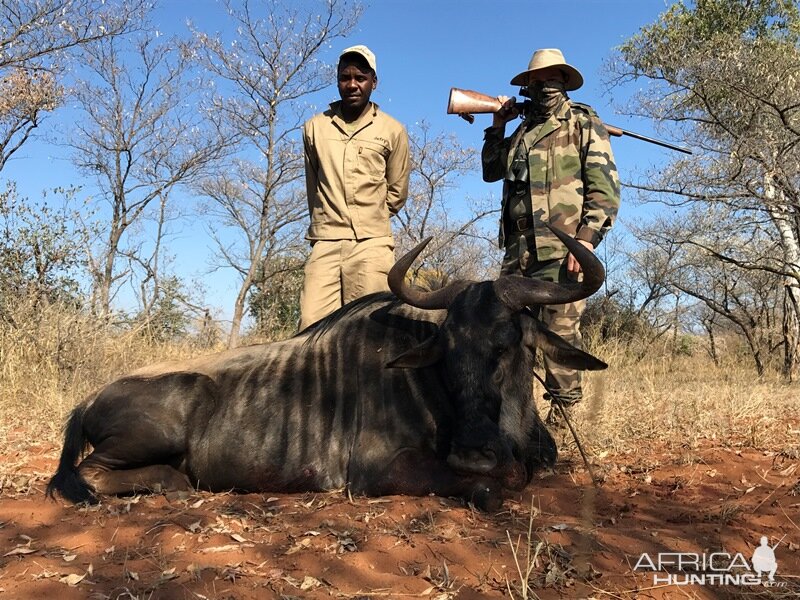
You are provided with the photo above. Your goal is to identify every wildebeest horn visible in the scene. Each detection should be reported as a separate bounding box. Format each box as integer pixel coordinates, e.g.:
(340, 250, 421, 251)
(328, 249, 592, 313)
(493, 224, 605, 311)
(388, 237, 472, 310)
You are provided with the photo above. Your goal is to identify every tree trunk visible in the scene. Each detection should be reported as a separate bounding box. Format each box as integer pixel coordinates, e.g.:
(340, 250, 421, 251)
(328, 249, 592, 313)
(783, 286, 800, 382)
(702, 316, 719, 366)
(228, 280, 250, 349)
(228, 246, 265, 348)
(764, 174, 800, 381)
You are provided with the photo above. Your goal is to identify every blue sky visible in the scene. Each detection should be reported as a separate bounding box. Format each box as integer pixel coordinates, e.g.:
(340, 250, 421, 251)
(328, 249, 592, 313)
(4, 0, 679, 322)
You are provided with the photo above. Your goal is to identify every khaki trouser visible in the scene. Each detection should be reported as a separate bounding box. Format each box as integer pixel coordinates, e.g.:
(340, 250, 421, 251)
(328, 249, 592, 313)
(501, 231, 586, 404)
(299, 236, 395, 330)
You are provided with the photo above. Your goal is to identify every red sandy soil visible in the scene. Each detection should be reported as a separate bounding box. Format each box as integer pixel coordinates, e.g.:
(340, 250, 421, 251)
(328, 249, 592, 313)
(1, 431, 798, 599)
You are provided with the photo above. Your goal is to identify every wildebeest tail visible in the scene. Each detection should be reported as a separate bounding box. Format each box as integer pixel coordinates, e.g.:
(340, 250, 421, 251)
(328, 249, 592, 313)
(46, 403, 96, 504)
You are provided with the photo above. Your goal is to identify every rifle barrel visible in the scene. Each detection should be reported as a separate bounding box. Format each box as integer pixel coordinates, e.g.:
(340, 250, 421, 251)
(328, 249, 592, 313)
(605, 124, 692, 155)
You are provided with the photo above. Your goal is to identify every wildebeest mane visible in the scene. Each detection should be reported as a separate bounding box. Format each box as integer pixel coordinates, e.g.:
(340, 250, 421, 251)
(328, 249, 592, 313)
(302, 292, 441, 351)
(301, 292, 394, 344)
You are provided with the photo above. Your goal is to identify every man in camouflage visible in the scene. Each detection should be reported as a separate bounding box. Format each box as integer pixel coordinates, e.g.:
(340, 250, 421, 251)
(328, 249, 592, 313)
(481, 48, 620, 422)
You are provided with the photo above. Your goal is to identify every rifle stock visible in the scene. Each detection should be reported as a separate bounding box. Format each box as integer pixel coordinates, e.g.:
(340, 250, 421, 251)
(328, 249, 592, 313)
(447, 87, 692, 155)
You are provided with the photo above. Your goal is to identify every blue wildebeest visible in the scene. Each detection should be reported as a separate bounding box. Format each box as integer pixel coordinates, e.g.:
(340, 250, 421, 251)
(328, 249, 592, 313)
(47, 227, 607, 510)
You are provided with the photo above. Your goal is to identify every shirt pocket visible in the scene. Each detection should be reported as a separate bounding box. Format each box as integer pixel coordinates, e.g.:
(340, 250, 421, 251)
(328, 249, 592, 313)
(355, 140, 388, 181)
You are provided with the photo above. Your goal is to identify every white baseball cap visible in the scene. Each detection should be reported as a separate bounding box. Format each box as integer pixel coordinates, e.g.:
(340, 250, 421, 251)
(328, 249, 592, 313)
(339, 45, 377, 74)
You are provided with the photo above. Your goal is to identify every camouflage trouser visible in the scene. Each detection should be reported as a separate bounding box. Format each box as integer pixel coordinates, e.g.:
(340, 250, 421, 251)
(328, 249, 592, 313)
(500, 231, 585, 405)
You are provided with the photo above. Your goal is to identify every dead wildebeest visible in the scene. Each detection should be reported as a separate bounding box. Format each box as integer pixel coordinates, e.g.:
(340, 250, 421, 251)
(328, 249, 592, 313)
(47, 226, 607, 510)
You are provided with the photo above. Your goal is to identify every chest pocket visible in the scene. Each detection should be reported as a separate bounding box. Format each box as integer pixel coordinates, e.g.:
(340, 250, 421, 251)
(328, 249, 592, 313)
(527, 139, 552, 197)
(550, 127, 583, 190)
(356, 140, 389, 180)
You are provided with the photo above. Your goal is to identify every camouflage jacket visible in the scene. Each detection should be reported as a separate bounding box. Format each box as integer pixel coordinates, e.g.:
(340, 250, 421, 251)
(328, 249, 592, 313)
(482, 99, 620, 261)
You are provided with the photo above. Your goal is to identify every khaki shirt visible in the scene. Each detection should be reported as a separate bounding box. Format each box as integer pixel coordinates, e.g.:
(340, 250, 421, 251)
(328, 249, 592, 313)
(482, 99, 620, 261)
(303, 101, 410, 241)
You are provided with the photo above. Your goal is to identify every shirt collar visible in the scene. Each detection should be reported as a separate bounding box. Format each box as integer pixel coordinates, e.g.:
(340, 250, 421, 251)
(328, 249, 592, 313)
(553, 97, 571, 120)
(329, 100, 379, 130)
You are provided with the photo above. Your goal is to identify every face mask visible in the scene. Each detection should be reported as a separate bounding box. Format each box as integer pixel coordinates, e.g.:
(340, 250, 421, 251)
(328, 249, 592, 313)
(526, 79, 566, 116)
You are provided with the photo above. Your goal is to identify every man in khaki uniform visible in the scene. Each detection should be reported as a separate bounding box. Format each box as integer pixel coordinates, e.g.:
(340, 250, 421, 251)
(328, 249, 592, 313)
(482, 48, 620, 421)
(300, 45, 410, 330)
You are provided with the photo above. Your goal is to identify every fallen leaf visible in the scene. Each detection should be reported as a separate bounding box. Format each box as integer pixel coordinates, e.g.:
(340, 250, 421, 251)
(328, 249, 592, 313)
(285, 537, 311, 555)
(3, 547, 36, 557)
(32, 570, 58, 580)
(230, 533, 248, 543)
(420, 586, 436, 595)
(337, 537, 357, 553)
(62, 554, 77, 562)
(187, 521, 202, 533)
(199, 544, 241, 553)
(60, 573, 85, 586)
(280, 575, 300, 589)
(300, 575, 322, 590)
(190, 499, 205, 508)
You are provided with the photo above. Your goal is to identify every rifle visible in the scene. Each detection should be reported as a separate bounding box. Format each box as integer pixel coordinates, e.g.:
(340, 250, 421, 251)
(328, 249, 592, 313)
(447, 87, 692, 155)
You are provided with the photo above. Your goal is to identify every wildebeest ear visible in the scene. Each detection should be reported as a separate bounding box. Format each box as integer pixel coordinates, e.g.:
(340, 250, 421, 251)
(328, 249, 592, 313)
(385, 335, 443, 368)
(521, 314, 608, 371)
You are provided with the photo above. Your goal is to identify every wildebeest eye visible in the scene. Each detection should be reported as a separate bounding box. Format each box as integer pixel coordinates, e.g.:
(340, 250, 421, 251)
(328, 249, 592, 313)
(489, 324, 519, 360)
(495, 322, 520, 348)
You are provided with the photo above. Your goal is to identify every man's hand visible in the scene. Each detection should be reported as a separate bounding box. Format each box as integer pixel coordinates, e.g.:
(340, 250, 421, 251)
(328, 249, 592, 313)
(492, 96, 520, 128)
(566, 239, 595, 274)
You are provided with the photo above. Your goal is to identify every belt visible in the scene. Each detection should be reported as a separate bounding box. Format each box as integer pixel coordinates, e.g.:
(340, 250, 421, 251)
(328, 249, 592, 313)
(505, 215, 534, 234)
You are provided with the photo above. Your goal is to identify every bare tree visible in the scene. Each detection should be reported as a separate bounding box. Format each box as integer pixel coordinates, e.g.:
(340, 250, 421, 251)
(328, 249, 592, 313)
(631, 206, 785, 374)
(70, 32, 233, 318)
(606, 0, 800, 377)
(0, 0, 147, 171)
(192, 0, 360, 347)
(199, 172, 308, 344)
(394, 123, 498, 287)
(123, 190, 198, 328)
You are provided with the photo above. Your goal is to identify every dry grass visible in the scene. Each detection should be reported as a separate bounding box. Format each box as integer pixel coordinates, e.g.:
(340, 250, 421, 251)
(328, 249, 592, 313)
(0, 297, 217, 447)
(563, 334, 800, 457)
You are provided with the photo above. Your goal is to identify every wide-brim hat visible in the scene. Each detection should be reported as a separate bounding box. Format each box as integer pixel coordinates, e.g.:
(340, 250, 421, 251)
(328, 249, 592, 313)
(510, 48, 583, 91)
(339, 44, 377, 74)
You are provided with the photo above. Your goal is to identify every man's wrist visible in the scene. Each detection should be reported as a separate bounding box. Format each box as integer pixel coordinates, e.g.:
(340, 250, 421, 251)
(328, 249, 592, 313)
(575, 227, 601, 247)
